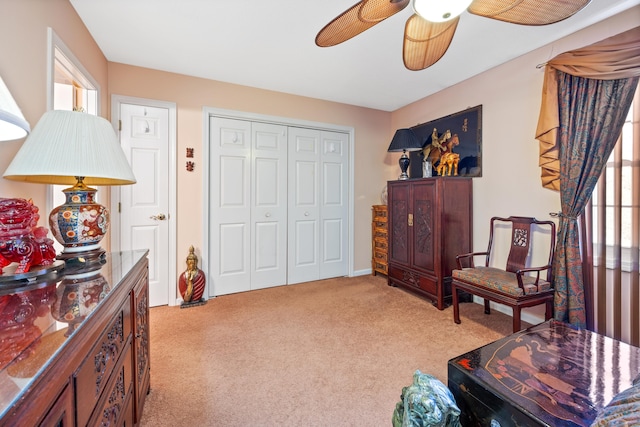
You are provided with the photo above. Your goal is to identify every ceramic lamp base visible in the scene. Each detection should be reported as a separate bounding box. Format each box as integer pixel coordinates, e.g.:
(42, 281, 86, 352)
(49, 179, 109, 255)
(398, 150, 410, 180)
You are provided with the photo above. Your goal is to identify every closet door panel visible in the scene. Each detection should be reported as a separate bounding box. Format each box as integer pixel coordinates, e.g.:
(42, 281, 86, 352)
(319, 131, 348, 279)
(288, 127, 320, 284)
(210, 117, 251, 295)
(251, 122, 287, 289)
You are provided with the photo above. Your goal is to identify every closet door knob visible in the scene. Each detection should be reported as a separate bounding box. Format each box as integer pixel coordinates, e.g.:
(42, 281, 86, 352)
(150, 213, 166, 221)
(304, 212, 310, 216)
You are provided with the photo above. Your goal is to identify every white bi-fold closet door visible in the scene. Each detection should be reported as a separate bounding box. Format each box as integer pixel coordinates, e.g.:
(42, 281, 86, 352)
(208, 117, 349, 297)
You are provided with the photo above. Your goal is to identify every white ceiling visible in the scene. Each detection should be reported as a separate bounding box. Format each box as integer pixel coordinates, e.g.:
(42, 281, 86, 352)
(70, 0, 640, 112)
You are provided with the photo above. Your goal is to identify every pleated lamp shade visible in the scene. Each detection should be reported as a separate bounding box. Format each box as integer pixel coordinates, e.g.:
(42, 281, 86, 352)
(0, 76, 30, 141)
(3, 110, 135, 186)
(3, 110, 136, 257)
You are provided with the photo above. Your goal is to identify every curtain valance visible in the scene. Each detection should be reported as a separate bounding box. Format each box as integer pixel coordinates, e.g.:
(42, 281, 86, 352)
(536, 26, 640, 190)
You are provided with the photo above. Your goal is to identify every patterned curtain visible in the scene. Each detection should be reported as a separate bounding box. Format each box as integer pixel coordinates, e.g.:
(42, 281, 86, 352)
(553, 72, 638, 327)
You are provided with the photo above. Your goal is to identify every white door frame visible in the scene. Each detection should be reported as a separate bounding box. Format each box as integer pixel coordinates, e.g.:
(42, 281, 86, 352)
(111, 95, 178, 305)
(202, 107, 355, 297)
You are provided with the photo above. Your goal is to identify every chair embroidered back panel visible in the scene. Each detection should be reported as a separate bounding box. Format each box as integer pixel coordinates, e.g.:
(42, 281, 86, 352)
(506, 217, 534, 274)
(488, 216, 556, 283)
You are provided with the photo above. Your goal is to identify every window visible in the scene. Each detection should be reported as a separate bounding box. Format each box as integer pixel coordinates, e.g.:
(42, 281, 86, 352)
(46, 28, 101, 253)
(590, 83, 639, 345)
(592, 88, 639, 271)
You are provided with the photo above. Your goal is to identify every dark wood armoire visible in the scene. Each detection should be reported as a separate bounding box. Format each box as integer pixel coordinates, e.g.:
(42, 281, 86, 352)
(387, 177, 472, 310)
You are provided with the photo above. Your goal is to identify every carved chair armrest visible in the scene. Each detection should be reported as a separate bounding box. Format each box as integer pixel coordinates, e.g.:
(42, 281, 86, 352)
(516, 265, 552, 290)
(456, 251, 489, 269)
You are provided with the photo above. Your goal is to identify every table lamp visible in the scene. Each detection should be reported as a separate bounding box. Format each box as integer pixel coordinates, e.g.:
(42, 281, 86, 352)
(3, 110, 136, 259)
(0, 76, 30, 141)
(388, 128, 424, 180)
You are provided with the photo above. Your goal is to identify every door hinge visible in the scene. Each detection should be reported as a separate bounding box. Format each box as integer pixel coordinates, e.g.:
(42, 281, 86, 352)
(118, 202, 121, 213)
(408, 213, 413, 227)
(118, 119, 122, 131)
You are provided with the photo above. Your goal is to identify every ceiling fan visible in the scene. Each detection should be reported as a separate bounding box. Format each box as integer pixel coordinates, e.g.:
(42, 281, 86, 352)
(315, 0, 592, 71)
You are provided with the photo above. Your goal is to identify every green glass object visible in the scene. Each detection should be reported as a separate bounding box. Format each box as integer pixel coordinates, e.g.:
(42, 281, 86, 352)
(393, 370, 461, 427)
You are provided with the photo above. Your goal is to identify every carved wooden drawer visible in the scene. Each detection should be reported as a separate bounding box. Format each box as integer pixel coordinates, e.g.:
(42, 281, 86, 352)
(372, 205, 388, 276)
(374, 239, 388, 251)
(88, 343, 133, 426)
(132, 269, 151, 424)
(76, 300, 132, 427)
(388, 265, 437, 296)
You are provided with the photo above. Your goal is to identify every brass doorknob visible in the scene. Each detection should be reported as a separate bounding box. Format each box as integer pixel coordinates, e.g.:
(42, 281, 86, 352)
(150, 213, 166, 221)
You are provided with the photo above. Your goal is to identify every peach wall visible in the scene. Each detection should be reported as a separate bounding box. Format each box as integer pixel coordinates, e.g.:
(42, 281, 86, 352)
(0, 0, 108, 222)
(391, 7, 639, 322)
(393, 7, 639, 251)
(2, 1, 637, 310)
(107, 64, 394, 278)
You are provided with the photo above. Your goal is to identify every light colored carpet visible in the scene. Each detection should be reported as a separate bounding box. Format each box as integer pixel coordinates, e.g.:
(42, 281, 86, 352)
(140, 274, 519, 426)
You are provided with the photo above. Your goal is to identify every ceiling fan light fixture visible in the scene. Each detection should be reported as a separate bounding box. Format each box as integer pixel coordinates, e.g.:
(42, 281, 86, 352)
(413, 0, 473, 22)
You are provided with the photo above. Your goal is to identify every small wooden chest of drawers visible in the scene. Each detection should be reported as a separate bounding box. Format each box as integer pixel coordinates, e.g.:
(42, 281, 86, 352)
(371, 205, 388, 276)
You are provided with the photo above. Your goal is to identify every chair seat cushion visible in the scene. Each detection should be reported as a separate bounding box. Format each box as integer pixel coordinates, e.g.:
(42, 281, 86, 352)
(452, 266, 551, 297)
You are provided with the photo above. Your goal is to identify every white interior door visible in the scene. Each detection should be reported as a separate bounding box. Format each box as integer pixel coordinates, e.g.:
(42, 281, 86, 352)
(119, 103, 171, 306)
(288, 127, 321, 284)
(287, 128, 349, 284)
(319, 131, 349, 279)
(207, 111, 350, 294)
(251, 122, 287, 289)
(209, 118, 288, 296)
(209, 117, 252, 295)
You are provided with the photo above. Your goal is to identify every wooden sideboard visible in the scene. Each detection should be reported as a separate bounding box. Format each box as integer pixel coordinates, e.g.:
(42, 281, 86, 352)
(0, 250, 150, 426)
(371, 205, 388, 276)
(387, 178, 472, 310)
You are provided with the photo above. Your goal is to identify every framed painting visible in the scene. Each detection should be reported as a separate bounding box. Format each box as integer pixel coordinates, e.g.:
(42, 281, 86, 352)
(409, 105, 482, 178)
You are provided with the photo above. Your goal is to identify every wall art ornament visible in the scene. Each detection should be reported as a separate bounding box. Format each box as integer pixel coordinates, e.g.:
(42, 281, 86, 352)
(409, 105, 482, 179)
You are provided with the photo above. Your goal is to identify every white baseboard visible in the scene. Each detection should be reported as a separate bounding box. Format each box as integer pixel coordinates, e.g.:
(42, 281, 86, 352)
(352, 268, 372, 276)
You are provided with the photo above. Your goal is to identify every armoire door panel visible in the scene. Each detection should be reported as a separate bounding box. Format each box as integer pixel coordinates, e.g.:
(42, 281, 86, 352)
(412, 181, 436, 273)
(389, 183, 410, 266)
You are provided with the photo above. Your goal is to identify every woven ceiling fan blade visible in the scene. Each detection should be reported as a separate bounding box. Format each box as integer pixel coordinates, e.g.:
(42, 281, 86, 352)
(403, 15, 458, 71)
(468, 0, 592, 25)
(316, 0, 410, 47)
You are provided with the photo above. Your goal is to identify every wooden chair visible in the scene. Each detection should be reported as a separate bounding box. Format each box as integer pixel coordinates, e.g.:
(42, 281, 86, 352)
(451, 216, 556, 333)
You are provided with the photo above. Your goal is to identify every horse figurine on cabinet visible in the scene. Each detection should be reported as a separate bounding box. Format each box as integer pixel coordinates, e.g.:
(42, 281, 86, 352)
(423, 131, 460, 176)
(436, 152, 460, 176)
